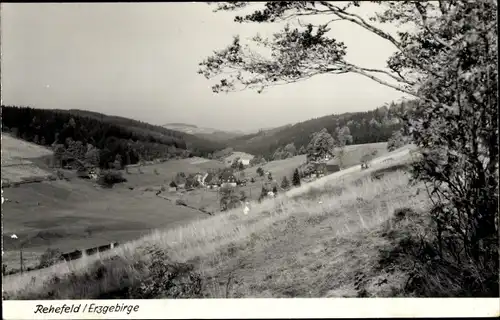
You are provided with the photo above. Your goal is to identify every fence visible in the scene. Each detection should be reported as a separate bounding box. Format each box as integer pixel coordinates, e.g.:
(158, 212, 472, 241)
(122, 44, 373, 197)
(61, 242, 119, 262)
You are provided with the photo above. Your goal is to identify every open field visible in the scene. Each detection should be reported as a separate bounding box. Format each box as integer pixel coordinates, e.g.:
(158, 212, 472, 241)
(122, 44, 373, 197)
(123, 157, 227, 188)
(3, 145, 427, 299)
(1, 175, 213, 273)
(1, 140, 396, 273)
(1, 134, 53, 164)
(1, 135, 227, 273)
(1, 134, 54, 183)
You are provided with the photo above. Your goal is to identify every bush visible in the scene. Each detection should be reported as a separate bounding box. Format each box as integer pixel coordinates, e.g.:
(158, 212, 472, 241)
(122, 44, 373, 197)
(256, 167, 264, 177)
(98, 170, 127, 188)
(128, 248, 202, 298)
(38, 248, 64, 269)
(387, 131, 407, 152)
(292, 168, 301, 187)
(281, 176, 290, 190)
(56, 170, 65, 180)
(175, 199, 187, 206)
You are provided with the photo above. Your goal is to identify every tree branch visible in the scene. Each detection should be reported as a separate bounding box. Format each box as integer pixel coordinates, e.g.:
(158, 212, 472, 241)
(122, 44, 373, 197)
(344, 65, 419, 97)
(414, 2, 453, 50)
(345, 62, 416, 85)
(317, 1, 443, 78)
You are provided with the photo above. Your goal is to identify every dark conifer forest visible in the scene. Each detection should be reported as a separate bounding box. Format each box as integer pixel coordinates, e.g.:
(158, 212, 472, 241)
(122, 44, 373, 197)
(1, 105, 226, 168)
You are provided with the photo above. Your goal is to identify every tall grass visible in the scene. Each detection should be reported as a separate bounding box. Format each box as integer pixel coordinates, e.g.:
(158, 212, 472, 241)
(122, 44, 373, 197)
(3, 158, 428, 299)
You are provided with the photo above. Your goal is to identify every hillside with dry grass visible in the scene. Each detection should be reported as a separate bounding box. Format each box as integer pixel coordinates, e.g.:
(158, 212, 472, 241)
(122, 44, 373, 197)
(4, 148, 438, 299)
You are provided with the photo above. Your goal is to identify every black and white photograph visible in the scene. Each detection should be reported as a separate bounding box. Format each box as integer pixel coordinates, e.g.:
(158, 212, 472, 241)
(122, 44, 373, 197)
(1, 1, 498, 317)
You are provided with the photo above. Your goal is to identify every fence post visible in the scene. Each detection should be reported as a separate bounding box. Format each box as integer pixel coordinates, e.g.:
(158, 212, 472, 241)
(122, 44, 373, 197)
(20, 247, 24, 274)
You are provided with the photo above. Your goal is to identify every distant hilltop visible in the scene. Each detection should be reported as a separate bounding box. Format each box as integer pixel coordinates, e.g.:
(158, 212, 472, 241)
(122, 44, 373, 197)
(162, 122, 248, 142)
(163, 123, 199, 128)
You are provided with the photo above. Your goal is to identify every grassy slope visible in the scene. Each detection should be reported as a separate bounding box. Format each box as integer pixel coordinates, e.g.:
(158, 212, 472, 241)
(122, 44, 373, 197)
(1, 178, 208, 271)
(1, 150, 228, 272)
(1, 134, 54, 183)
(3, 146, 428, 299)
(243, 142, 389, 181)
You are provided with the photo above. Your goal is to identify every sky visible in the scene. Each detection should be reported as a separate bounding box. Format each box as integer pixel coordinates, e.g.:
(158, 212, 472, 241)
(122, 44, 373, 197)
(1, 2, 408, 132)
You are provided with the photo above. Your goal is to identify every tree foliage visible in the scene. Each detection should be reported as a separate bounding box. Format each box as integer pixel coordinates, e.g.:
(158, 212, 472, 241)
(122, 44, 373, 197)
(38, 248, 64, 269)
(219, 186, 244, 211)
(387, 130, 408, 151)
(306, 128, 335, 162)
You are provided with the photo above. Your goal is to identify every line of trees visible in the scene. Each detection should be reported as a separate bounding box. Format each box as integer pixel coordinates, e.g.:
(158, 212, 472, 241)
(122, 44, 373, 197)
(226, 102, 414, 159)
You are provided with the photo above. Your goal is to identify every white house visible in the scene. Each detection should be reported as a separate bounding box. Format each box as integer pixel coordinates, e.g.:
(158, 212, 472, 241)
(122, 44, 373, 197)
(240, 159, 251, 166)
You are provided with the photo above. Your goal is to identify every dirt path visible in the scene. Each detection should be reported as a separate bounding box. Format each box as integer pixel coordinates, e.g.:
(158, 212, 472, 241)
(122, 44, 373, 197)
(154, 190, 213, 216)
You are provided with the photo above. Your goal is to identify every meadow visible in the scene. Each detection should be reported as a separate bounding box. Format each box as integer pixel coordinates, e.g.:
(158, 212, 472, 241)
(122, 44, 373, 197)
(2, 145, 427, 299)
(1, 138, 226, 273)
(1, 134, 54, 184)
(1, 139, 394, 274)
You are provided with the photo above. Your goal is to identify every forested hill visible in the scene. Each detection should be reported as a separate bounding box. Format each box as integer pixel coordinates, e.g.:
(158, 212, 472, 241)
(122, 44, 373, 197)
(227, 100, 418, 159)
(1, 106, 226, 168)
(61, 109, 227, 154)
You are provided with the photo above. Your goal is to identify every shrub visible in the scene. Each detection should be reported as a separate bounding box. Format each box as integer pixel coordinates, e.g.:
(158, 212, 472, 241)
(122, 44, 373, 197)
(175, 199, 187, 206)
(98, 170, 127, 188)
(56, 170, 65, 180)
(292, 168, 301, 187)
(387, 131, 407, 152)
(38, 248, 64, 269)
(258, 186, 268, 202)
(256, 167, 264, 177)
(281, 176, 290, 190)
(129, 248, 202, 298)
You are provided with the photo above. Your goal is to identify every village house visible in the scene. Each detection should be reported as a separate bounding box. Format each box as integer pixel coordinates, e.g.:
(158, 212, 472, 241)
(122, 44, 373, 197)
(200, 172, 209, 186)
(204, 173, 220, 189)
(305, 151, 340, 179)
(194, 173, 205, 186)
(326, 159, 341, 173)
(76, 160, 100, 180)
(240, 158, 251, 166)
(220, 171, 237, 187)
(61, 154, 78, 169)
